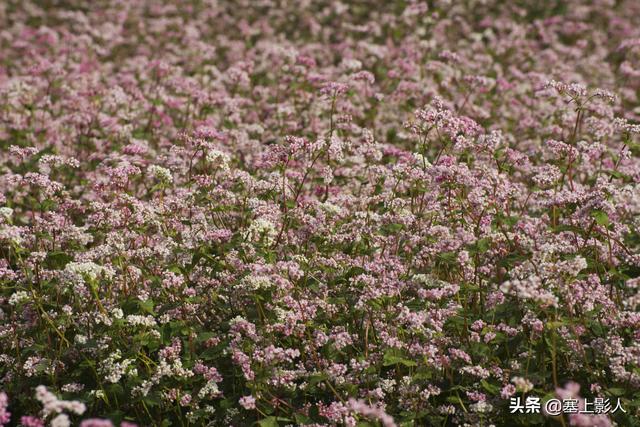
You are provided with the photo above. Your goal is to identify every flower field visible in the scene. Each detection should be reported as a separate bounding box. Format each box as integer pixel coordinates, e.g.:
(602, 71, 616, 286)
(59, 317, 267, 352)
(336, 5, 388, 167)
(1, 0, 640, 426)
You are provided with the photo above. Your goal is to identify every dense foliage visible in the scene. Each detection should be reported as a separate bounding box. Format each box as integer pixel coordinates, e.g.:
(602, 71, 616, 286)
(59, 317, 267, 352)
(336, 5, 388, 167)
(1, 0, 640, 426)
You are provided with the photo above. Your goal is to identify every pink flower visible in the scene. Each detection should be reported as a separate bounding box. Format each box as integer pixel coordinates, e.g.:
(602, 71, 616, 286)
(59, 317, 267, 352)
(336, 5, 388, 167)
(239, 395, 256, 410)
(0, 393, 10, 426)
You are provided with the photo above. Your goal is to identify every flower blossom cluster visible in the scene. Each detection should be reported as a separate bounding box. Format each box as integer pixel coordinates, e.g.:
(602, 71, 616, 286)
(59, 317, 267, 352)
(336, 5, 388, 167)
(1, 0, 640, 426)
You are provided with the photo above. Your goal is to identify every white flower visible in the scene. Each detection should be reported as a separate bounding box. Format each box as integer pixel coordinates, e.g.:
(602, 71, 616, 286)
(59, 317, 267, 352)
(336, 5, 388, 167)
(321, 202, 343, 216)
(0, 207, 13, 219)
(239, 275, 272, 291)
(51, 414, 70, 427)
(244, 218, 278, 245)
(100, 350, 137, 383)
(126, 315, 157, 327)
(206, 149, 231, 171)
(511, 376, 534, 393)
(342, 58, 362, 71)
(413, 152, 432, 168)
(61, 383, 84, 393)
(65, 261, 113, 281)
(35, 385, 86, 416)
(9, 290, 29, 305)
(471, 401, 493, 413)
(111, 308, 124, 319)
(148, 165, 173, 184)
(198, 380, 221, 399)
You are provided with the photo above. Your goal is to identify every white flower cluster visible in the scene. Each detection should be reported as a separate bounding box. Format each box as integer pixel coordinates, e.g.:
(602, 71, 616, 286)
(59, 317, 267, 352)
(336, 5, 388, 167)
(320, 202, 343, 216)
(198, 379, 222, 399)
(244, 218, 278, 245)
(132, 358, 194, 397)
(64, 261, 113, 281)
(413, 152, 432, 168)
(149, 165, 173, 184)
(8, 290, 29, 305)
(239, 274, 272, 291)
(23, 356, 42, 377)
(0, 207, 12, 220)
(99, 350, 138, 383)
(206, 149, 231, 171)
(61, 383, 84, 393)
(126, 314, 157, 327)
(511, 376, 534, 393)
(470, 401, 493, 414)
(35, 385, 86, 417)
(499, 275, 558, 308)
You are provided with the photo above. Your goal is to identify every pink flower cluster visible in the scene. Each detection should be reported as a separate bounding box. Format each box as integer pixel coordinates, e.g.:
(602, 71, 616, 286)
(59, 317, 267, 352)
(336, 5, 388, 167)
(0, 0, 639, 426)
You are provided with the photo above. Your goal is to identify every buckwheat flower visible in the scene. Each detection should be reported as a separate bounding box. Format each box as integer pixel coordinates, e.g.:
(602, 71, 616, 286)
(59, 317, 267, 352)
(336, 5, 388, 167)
(35, 385, 86, 416)
(239, 395, 256, 410)
(592, 88, 616, 104)
(347, 399, 396, 427)
(179, 394, 192, 407)
(413, 152, 432, 167)
(0, 392, 10, 426)
(484, 331, 497, 343)
(64, 262, 113, 282)
(552, 382, 612, 427)
(341, 58, 362, 71)
(23, 357, 41, 377)
(61, 383, 84, 393)
(544, 80, 588, 98)
(161, 271, 184, 289)
(148, 165, 173, 184)
(20, 416, 44, 427)
(500, 384, 516, 399)
(50, 414, 70, 427)
(380, 379, 396, 393)
(0, 208, 12, 221)
(99, 350, 137, 383)
(8, 290, 29, 305)
(320, 81, 349, 97)
(511, 376, 534, 393)
(459, 366, 491, 379)
(239, 275, 272, 291)
(80, 419, 114, 427)
(0, 225, 22, 245)
(320, 201, 343, 216)
(244, 218, 278, 245)
(470, 401, 493, 413)
(111, 308, 123, 319)
(532, 164, 561, 187)
(198, 380, 221, 399)
(126, 315, 157, 328)
(438, 405, 456, 415)
(206, 149, 231, 171)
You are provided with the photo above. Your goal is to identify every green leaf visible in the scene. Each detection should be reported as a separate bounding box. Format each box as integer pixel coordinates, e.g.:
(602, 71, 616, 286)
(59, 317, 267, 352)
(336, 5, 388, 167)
(480, 379, 499, 395)
(258, 417, 278, 427)
(197, 332, 216, 343)
(545, 321, 564, 330)
(45, 251, 72, 269)
(139, 299, 155, 314)
(607, 388, 626, 397)
(142, 394, 161, 407)
(294, 413, 311, 424)
(383, 349, 417, 367)
(257, 417, 291, 427)
(591, 210, 610, 226)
